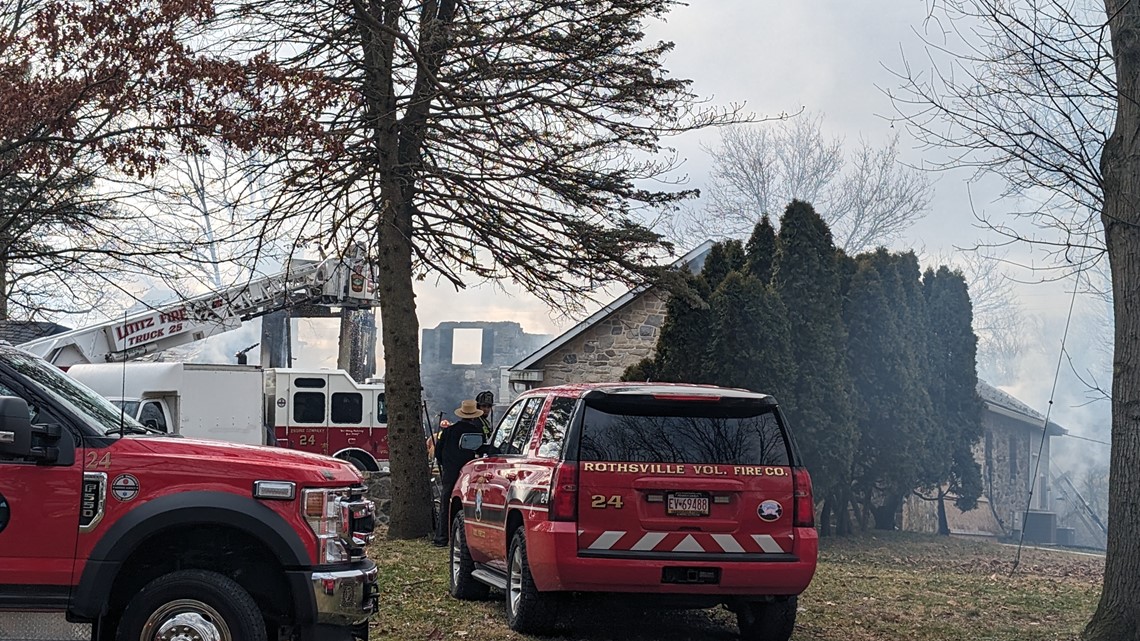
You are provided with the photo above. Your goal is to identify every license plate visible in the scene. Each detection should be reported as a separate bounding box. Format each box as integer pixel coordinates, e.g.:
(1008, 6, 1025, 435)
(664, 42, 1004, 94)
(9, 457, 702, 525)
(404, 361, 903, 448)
(666, 492, 709, 517)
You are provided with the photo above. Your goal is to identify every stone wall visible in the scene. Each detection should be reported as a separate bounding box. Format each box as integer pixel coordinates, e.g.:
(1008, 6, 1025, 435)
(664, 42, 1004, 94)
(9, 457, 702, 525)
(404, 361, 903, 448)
(364, 472, 392, 524)
(899, 410, 1052, 539)
(539, 291, 668, 385)
(981, 411, 1048, 533)
(421, 321, 551, 419)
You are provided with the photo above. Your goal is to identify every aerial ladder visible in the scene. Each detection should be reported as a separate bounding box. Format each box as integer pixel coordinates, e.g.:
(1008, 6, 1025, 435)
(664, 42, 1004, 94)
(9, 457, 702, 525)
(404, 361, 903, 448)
(19, 254, 379, 367)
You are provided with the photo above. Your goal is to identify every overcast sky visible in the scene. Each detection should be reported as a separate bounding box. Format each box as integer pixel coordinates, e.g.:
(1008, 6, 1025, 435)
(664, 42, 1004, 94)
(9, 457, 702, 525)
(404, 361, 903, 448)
(171, 0, 1111, 471)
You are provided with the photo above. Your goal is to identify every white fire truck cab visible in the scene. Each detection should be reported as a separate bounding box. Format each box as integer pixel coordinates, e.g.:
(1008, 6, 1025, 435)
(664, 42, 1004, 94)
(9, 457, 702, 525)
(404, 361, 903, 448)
(68, 362, 390, 471)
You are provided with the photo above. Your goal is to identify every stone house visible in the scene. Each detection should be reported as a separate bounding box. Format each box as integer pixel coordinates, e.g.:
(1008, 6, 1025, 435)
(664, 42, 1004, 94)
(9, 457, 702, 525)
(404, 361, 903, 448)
(505, 240, 714, 397)
(421, 321, 551, 421)
(902, 381, 1067, 542)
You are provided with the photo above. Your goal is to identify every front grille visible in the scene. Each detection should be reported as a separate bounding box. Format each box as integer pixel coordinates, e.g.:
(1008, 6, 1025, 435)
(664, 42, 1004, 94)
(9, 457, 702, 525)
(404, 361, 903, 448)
(337, 486, 376, 559)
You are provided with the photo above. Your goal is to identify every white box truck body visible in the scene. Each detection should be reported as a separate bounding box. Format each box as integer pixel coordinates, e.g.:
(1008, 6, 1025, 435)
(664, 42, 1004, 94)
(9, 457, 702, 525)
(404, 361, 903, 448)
(68, 362, 266, 445)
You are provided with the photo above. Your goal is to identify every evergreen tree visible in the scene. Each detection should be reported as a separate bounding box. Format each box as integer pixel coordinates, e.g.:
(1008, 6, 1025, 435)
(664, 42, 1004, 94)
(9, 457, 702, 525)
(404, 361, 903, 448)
(701, 240, 745, 291)
(620, 357, 660, 382)
(651, 272, 713, 383)
(744, 216, 778, 283)
(844, 253, 928, 529)
(924, 266, 985, 521)
(771, 200, 857, 532)
(705, 271, 795, 403)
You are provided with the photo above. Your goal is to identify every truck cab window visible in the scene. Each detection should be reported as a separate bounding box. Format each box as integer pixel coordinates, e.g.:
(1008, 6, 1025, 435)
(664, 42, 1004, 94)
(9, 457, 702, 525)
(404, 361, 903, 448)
(293, 392, 326, 423)
(138, 401, 168, 433)
(377, 394, 387, 424)
(331, 393, 362, 424)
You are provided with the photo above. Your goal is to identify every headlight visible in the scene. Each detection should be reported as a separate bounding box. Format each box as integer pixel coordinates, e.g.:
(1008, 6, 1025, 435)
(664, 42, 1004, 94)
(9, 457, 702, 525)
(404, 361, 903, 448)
(303, 488, 350, 564)
(302, 486, 376, 564)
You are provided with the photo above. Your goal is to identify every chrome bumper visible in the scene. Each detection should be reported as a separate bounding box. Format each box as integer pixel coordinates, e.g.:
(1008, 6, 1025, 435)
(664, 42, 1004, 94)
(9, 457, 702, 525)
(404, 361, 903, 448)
(309, 561, 379, 627)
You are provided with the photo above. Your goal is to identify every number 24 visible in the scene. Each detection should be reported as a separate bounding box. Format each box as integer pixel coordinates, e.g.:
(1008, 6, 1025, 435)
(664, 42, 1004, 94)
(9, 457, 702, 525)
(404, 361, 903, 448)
(591, 494, 623, 509)
(297, 435, 316, 447)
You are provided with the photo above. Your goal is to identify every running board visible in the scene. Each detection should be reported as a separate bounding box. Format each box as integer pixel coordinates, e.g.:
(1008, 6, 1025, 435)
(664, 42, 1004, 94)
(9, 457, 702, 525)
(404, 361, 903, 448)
(471, 568, 508, 590)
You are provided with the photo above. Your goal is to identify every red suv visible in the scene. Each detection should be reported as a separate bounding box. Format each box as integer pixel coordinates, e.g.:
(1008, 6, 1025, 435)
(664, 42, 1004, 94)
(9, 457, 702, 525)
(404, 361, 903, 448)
(444, 383, 817, 641)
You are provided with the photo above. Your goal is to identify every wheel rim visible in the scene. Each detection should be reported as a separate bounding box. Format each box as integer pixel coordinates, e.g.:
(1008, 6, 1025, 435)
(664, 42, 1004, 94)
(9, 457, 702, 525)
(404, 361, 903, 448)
(509, 545, 523, 616)
(140, 599, 230, 641)
(450, 522, 461, 587)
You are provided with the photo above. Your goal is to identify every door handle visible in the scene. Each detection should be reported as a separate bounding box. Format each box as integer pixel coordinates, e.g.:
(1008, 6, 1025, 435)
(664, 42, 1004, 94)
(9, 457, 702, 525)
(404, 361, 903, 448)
(0, 431, 13, 444)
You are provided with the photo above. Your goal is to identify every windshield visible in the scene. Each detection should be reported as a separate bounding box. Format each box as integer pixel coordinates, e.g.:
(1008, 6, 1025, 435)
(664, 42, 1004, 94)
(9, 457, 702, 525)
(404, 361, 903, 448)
(5, 350, 148, 436)
(579, 400, 791, 466)
(111, 400, 141, 419)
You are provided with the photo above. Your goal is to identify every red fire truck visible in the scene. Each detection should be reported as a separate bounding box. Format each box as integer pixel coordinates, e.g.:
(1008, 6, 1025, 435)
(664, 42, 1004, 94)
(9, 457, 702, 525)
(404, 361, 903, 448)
(0, 343, 379, 640)
(15, 253, 391, 470)
(445, 383, 817, 641)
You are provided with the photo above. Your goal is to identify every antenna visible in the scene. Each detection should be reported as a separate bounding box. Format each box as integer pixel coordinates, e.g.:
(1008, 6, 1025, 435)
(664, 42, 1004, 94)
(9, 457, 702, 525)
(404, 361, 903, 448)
(119, 309, 128, 433)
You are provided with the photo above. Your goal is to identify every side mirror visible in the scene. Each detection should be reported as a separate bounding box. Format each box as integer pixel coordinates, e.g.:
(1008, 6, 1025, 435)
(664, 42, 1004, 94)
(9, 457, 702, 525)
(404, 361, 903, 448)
(0, 397, 33, 458)
(458, 433, 484, 451)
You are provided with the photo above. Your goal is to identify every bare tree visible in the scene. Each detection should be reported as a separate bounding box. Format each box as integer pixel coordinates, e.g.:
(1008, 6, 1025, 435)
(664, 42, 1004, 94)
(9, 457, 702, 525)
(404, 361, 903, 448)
(0, 0, 325, 325)
(219, 0, 750, 538)
(890, 1, 1140, 637)
(690, 112, 930, 254)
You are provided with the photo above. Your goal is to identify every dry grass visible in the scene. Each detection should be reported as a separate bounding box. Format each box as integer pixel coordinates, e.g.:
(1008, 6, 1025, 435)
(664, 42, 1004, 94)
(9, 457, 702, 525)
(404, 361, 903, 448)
(367, 530, 1102, 641)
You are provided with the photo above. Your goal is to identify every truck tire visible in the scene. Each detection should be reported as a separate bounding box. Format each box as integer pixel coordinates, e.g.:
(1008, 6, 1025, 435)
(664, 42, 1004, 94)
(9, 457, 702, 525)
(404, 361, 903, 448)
(736, 597, 797, 641)
(449, 512, 490, 600)
(505, 526, 558, 634)
(116, 569, 267, 641)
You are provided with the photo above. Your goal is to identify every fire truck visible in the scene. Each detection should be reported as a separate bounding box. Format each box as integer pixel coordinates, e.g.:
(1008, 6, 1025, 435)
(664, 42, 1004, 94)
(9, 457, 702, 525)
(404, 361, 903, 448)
(67, 362, 390, 471)
(16, 254, 391, 470)
(0, 343, 379, 641)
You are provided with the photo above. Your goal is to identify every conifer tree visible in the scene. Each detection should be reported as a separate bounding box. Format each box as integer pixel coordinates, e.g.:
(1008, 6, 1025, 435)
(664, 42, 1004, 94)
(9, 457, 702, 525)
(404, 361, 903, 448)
(650, 272, 713, 383)
(705, 271, 795, 403)
(744, 216, 777, 283)
(771, 200, 856, 532)
(700, 240, 745, 291)
(844, 254, 927, 529)
(924, 266, 984, 521)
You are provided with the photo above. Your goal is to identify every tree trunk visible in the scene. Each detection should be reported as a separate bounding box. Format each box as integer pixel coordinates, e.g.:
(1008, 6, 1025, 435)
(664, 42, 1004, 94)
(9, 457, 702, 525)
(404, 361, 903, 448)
(1085, 3, 1140, 637)
(0, 252, 8, 321)
(936, 492, 949, 536)
(819, 497, 833, 537)
(871, 499, 899, 531)
(375, 201, 432, 539)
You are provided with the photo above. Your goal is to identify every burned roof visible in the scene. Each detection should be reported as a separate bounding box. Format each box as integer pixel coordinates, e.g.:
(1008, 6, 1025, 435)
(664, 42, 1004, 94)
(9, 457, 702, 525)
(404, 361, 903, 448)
(977, 380, 1067, 436)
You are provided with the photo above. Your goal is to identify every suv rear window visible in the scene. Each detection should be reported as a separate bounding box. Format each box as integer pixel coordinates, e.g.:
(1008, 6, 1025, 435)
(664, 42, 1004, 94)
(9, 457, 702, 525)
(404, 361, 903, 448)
(578, 398, 790, 466)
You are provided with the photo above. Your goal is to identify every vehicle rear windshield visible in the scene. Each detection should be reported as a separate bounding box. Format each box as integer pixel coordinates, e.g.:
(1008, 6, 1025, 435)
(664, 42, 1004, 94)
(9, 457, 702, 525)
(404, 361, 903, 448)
(578, 398, 791, 466)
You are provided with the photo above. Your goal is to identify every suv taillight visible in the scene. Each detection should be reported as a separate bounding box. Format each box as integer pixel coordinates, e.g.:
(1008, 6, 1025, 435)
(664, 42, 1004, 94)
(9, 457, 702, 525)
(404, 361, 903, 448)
(792, 467, 814, 528)
(549, 462, 579, 521)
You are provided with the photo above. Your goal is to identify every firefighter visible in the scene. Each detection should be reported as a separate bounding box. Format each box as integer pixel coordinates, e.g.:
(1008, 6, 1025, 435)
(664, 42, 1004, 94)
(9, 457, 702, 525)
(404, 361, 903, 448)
(475, 390, 494, 438)
(433, 400, 485, 546)
(426, 419, 450, 462)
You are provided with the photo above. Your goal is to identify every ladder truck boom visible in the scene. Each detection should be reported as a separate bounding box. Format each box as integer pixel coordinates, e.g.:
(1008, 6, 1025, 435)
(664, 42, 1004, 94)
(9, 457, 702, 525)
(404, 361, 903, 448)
(19, 255, 378, 366)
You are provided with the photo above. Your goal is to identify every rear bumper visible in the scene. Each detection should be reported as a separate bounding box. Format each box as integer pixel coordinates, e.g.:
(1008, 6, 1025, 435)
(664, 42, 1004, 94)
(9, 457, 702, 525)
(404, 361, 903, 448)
(524, 522, 817, 595)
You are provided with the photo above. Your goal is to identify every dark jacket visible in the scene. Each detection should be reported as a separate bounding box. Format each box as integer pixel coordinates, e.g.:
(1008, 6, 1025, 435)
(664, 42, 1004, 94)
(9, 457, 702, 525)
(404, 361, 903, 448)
(435, 417, 484, 484)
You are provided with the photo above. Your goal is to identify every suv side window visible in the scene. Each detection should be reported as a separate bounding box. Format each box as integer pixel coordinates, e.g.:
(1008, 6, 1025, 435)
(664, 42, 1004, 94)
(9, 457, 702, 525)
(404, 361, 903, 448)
(490, 400, 527, 451)
(537, 397, 576, 459)
(503, 397, 544, 455)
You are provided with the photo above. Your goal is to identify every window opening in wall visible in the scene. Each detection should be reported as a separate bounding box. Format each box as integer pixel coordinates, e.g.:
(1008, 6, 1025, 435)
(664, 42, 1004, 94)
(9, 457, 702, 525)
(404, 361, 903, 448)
(451, 328, 484, 364)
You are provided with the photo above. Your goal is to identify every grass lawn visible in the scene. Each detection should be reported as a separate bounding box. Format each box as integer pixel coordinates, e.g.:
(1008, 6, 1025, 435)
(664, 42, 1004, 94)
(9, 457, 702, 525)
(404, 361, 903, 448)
(367, 530, 1102, 641)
